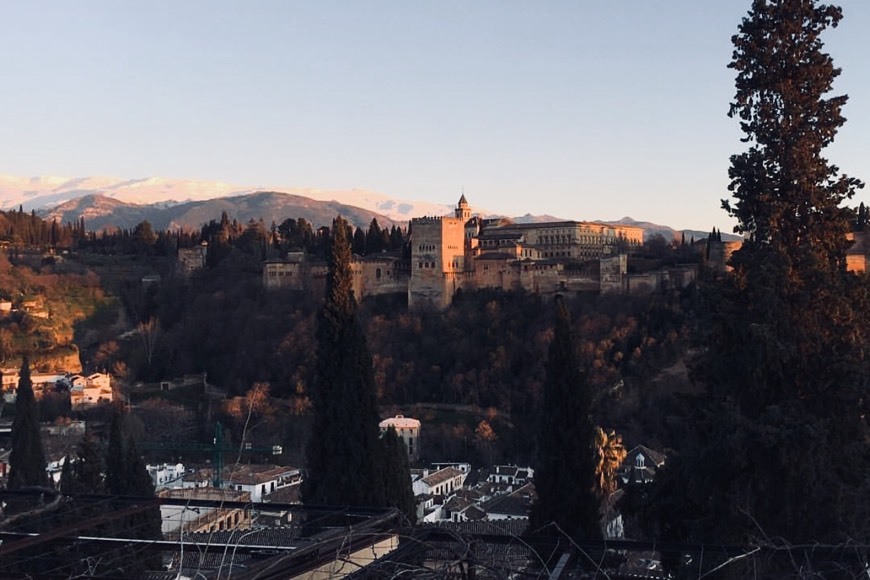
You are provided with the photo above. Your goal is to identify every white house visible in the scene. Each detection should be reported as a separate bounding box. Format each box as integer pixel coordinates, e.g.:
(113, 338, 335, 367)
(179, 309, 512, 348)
(70, 373, 114, 407)
(158, 487, 252, 535)
(147, 462, 187, 488)
(379, 415, 421, 461)
(413, 466, 466, 497)
(487, 465, 533, 486)
(224, 465, 301, 503)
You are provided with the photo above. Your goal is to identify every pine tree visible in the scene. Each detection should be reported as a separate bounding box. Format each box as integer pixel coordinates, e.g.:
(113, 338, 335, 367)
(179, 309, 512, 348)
(303, 216, 386, 508)
(8, 357, 48, 494)
(652, 2, 870, 569)
(529, 299, 601, 540)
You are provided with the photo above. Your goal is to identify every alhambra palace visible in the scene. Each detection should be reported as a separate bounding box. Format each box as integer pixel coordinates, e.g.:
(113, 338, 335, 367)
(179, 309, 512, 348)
(262, 195, 712, 308)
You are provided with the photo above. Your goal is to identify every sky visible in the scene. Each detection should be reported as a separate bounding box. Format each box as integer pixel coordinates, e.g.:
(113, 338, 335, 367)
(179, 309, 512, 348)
(1, 1, 868, 232)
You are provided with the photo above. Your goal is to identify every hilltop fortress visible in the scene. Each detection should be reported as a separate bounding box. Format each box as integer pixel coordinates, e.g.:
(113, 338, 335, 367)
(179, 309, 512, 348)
(263, 195, 699, 308)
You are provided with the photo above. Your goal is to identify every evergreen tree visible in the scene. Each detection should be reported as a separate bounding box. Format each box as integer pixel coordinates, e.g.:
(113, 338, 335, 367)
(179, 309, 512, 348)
(105, 408, 128, 495)
(366, 218, 385, 254)
(529, 299, 601, 540)
(303, 216, 386, 507)
(724, 1, 862, 270)
(8, 357, 48, 493)
(652, 2, 870, 572)
(381, 427, 416, 524)
(101, 410, 162, 573)
(856, 201, 867, 231)
(60, 434, 105, 494)
(352, 226, 367, 255)
(121, 437, 162, 543)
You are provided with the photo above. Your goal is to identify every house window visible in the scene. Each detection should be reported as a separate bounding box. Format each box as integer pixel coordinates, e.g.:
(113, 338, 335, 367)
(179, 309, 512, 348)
(376, 268, 382, 279)
(636, 455, 645, 468)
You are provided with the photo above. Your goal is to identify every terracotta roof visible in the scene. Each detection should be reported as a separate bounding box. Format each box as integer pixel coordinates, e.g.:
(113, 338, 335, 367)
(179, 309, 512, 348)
(263, 482, 302, 504)
(224, 465, 299, 486)
(422, 467, 464, 487)
(379, 415, 421, 429)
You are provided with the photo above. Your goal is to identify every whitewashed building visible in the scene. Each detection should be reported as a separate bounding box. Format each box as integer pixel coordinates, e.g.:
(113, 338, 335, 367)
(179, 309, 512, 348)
(379, 415, 421, 461)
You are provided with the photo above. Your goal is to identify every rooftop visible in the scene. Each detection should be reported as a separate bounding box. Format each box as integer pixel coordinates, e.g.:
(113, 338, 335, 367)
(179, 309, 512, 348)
(422, 467, 464, 487)
(379, 415, 421, 429)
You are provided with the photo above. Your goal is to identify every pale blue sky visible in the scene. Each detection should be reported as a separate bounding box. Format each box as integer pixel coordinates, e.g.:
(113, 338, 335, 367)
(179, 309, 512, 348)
(2, 1, 868, 232)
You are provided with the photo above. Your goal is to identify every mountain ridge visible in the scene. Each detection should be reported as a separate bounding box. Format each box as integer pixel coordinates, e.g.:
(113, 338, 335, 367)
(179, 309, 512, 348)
(2, 173, 735, 241)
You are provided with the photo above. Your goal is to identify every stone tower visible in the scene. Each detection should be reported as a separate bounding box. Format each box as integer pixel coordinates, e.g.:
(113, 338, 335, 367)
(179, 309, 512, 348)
(456, 193, 471, 221)
(408, 196, 470, 309)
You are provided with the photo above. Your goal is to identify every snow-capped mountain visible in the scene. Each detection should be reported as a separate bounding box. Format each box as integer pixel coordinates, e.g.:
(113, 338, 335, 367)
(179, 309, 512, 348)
(0, 174, 454, 222)
(40, 192, 406, 233)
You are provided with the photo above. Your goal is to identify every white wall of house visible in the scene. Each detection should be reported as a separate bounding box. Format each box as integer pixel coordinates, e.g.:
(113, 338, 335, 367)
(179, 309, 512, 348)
(421, 505, 443, 523)
(147, 463, 186, 488)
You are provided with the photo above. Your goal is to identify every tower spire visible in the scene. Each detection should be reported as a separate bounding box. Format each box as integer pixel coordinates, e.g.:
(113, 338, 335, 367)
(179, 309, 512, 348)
(456, 190, 470, 220)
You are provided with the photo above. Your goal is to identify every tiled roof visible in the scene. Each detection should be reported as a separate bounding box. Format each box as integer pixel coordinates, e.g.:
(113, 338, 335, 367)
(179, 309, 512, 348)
(454, 488, 485, 502)
(379, 415, 420, 429)
(422, 467, 464, 487)
(493, 465, 519, 477)
(263, 482, 302, 504)
(464, 505, 487, 521)
(223, 464, 299, 486)
(634, 445, 666, 466)
(428, 519, 529, 537)
(443, 495, 473, 512)
(482, 483, 536, 518)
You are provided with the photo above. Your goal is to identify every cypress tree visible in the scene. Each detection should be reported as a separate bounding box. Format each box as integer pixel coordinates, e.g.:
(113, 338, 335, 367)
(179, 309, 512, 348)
(8, 357, 48, 493)
(105, 408, 128, 495)
(529, 299, 601, 540)
(381, 427, 416, 524)
(303, 216, 386, 507)
(101, 411, 162, 573)
(60, 434, 105, 494)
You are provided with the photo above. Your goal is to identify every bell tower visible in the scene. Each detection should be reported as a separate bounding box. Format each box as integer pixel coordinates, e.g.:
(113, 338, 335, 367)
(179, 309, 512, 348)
(455, 193, 471, 221)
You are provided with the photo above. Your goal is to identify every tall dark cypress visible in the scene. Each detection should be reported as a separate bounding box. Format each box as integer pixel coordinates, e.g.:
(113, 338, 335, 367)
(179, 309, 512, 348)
(303, 216, 385, 507)
(8, 357, 48, 493)
(530, 299, 600, 540)
(381, 427, 416, 524)
(105, 409, 128, 495)
(102, 410, 162, 574)
(60, 434, 105, 494)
